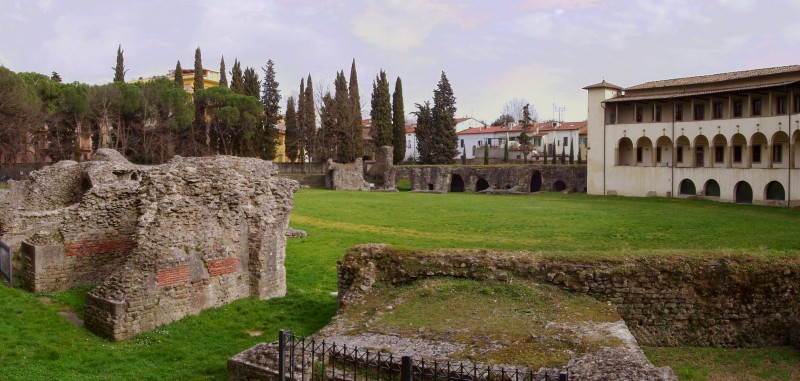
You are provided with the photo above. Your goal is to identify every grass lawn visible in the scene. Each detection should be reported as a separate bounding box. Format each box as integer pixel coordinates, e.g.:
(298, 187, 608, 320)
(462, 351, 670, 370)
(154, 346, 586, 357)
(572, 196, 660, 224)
(1, 190, 799, 380)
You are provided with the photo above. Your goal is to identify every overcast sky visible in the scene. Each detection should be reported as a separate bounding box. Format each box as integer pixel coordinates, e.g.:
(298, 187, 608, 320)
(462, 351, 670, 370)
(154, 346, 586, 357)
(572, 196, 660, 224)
(2, 0, 799, 123)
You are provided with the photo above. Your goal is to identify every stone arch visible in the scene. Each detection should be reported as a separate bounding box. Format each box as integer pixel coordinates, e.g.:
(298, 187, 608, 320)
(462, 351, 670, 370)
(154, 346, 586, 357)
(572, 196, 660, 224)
(731, 133, 748, 167)
(704, 179, 720, 197)
(476, 178, 489, 192)
(693, 135, 710, 167)
(679, 179, 696, 196)
(450, 174, 465, 192)
(711, 134, 727, 166)
(734, 181, 753, 204)
(553, 180, 567, 192)
(771, 131, 790, 168)
(655, 136, 672, 166)
(635, 136, 654, 166)
(765, 181, 785, 201)
(750, 132, 768, 167)
(530, 170, 542, 192)
(675, 135, 691, 167)
(617, 137, 633, 166)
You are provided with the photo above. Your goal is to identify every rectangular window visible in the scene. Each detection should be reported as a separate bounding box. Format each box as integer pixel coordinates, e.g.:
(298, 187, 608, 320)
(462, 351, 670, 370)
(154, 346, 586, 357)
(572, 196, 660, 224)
(635, 106, 643, 122)
(636, 147, 643, 163)
(694, 104, 705, 120)
(733, 146, 742, 162)
(655, 105, 662, 122)
(677, 146, 683, 162)
(478, 141, 482, 147)
(563, 137, 568, 146)
(675, 104, 683, 121)
(773, 144, 783, 163)
(733, 100, 743, 117)
(715, 146, 724, 163)
(713, 102, 723, 119)
(752, 98, 762, 116)
(406, 140, 411, 148)
(460, 139, 464, 147)
(752, 144, 761, 163)
(608, 111, 617, 124)
(656, 146, 662, 163)
(776, 96, 787, 114)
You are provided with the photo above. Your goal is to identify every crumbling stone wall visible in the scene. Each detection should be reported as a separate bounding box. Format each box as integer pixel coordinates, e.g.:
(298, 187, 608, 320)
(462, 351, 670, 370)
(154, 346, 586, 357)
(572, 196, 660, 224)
(325, 158, 369, 191)
(387, 165, 586, 194)
(338, 245, 800, 348)
(0, 149, 299, 340)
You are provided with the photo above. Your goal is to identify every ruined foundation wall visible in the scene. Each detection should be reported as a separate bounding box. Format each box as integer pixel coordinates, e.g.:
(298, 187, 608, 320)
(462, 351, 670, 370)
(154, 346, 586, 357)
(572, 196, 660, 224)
(338, 245, 800, 348)
(325, 159, 369, 191)
(388, 165, 587, 193)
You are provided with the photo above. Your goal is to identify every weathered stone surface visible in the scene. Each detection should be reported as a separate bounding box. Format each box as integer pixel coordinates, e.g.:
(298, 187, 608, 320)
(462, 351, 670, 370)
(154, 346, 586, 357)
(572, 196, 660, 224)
(0, 149, 299, 340)
(387, 165, 586, 193)
(325, 159, 370, 191)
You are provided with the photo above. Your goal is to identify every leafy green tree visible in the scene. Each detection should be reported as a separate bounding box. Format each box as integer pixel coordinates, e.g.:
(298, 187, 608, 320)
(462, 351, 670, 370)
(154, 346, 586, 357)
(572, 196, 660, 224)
(50, 72, 62, 83)
(193, 47, 203, 92)
(492, 114, 514, 126)
(219, 56, 228, 88)
(518, 103, 533, 163)
(195, 86, 262, 156)
(259, 59, 280, 160)
(51, 82, 90, 160)
(231, 59, 244, 94)
(569, 139, 574, 164)
(413, 101, 433, 164)
(243, 67, 260, 98)
(430, 71, 458, 164)
(113, 44, 127, 83)
(370, 70, 392, 147)
(284, 96, 299, 163)
(174, 61, 184, 89)
(0, 68, 44, 163)
(137, 77, 193, 163)
(391, 76, 405, 164)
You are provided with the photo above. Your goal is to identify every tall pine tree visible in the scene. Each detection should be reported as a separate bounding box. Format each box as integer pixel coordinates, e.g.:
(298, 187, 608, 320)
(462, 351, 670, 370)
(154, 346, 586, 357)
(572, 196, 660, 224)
(193, 47, 204, 92)
(174, 61, 184, 89)
(349, 59, 362, 123)
(303, 74, 316, 162)
(260, 60, 280, 160)
(231, 59, 244, 94)
(243, 67, 260, 98)
(285, 96, 299, 163)
(370, 70, 392, 148)
(413, 102, 433, 164)
(392, 77, 405, 164)
(319, 92, 336, 161)
(219, 56, 228, 88)
(335, 71, 360, 162)
(297, 78, 307, 162)
(113, 44, 127, 83)
(430, 71, 458, 164)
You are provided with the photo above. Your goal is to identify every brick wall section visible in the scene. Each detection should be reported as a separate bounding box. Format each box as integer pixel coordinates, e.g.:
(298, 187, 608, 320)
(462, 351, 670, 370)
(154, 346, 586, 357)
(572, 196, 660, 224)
(338, 244, 800, 349)
(65, 238, 134, 257)
(208, 257, 240, 277)
(157, 266, 190, 287)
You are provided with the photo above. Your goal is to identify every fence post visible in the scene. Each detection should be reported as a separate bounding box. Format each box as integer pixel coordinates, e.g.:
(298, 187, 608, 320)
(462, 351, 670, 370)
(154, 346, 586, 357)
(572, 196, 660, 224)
(401, 356, 413, 381)
(559, 370, 568, 381)
(278, 330, 286, 381)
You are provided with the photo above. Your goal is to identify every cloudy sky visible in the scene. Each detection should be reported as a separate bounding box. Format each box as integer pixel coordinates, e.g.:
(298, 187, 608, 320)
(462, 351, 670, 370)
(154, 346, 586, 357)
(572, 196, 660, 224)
(2, 0, 799, 123)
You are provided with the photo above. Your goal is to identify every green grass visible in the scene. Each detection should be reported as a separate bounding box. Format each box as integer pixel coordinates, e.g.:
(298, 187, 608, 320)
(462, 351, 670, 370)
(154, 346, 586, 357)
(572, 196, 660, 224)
(1, 190, 799, 380)
(644, 346, 800, 380)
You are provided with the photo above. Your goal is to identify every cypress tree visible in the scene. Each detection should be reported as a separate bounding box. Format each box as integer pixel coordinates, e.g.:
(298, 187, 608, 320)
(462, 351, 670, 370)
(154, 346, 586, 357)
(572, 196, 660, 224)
(231, 59, 244, 94)
(335, 71, 360, 162)
(260, 59, 280, 160)
(113, 44, 127, 83)
(349, 59, 362, 124)
(503, 139, 509, 163)
(551, 141, 556, 164)
(370, 70, 392, 147)
(319, 92, 336, 161)
(483, 143, 489, 165)
(174, 61, 184, 89)
(304, 75, 316, 162)
(219, 56, 228, 88)
(430, 71, 458, 164)
(193, 47, 203, 92)
(569, 139, 574, 164)
(542, 144, 547, 163)
(461, 150, 467, 165)
(413, 102, 433, 164)
(243, 67, 260, 98)
(561, 144, 566, 164)
(392, 77, 405, 164)
(285, 96, 298, 163)
(297, 78, 307, 162)
(577, 143, 582, 164)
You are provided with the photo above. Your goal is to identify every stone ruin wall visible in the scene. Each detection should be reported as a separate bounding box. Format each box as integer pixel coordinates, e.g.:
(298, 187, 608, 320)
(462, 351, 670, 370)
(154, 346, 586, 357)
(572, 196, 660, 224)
(338, 245, 800, 349)
(0, 149, 299, 340)
(324, 158, 370, 191)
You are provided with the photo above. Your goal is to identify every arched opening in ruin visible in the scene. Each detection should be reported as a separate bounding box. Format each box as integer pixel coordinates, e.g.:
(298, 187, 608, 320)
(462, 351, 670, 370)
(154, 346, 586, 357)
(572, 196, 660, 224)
(530, 171, 542, 192)
(476, 178, 489, 192)
(735, 181, 753, 204)
(450, 175, 464, 192)
(679, 179, 696, 196)
(704, 179, 720, 197)
(427, 183, 434, 191)
(553, 180, 566, 192)
(765, 181, 785, 201)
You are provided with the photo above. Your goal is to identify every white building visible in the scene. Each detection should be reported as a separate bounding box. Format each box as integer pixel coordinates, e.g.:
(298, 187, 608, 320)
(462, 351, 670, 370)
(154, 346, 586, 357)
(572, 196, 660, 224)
(404, 125, 419, 162)
(585, 65, 800, 206)
(454, 117, 487, 132)
(457, 121, 586, 160)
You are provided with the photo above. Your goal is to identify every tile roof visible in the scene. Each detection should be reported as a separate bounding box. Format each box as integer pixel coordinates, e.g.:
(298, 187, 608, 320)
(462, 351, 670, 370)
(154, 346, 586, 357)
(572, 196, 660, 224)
(583, 80, 623, 90)
(405, 126, 416, 133)
(604, 80, 800, 103)
(625, 65, 800, 90)
(457, 121, 587, 135)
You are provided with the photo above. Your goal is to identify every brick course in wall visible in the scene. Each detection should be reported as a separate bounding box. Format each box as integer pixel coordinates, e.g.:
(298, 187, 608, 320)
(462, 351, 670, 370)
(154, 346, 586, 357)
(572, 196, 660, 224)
(157, 266, 190, 286)
(65, 238, 134, 257)
(208, 257, 240, 277)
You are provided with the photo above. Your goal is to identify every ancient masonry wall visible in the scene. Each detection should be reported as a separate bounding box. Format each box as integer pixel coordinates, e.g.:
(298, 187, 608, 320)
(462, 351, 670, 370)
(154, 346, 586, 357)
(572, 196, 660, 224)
(387, 164, 587, 193)
(1, 149, 299, 340)
(325, 158, 369, 191)
(338, 245, 800, 348)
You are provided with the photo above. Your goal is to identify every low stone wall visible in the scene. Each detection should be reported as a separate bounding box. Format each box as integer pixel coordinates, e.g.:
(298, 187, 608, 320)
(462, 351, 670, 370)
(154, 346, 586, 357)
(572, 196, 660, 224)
(325, 159, 369, 191)
(337, 245, 800, 348)
(387, 164, 587, 193)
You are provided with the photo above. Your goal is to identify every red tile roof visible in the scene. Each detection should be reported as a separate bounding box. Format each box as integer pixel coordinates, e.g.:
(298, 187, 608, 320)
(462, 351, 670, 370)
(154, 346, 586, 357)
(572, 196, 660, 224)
(626, 65, 800, 90)
(457, 121, 587, 135)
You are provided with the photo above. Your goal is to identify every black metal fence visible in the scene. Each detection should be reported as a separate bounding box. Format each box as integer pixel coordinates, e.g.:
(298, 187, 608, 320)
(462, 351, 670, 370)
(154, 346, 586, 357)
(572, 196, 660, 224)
(0, 241, 12, 287)
(278, 330, 567, 381)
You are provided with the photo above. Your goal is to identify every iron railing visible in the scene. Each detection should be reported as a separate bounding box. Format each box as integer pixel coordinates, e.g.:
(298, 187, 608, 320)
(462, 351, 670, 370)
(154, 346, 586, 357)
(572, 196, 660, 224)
(278, 330, 567, 381)
(0, 241, 11, 287)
